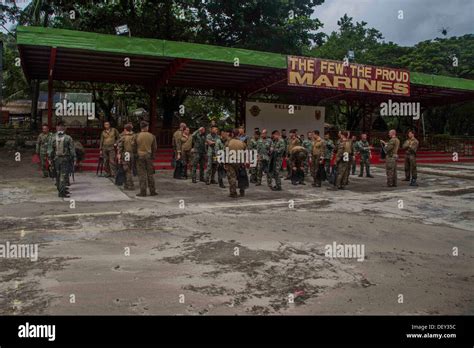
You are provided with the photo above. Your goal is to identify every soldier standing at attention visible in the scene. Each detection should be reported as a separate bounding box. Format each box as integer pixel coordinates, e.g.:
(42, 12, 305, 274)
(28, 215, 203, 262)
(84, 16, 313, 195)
(286, 129, 301, 180)
(402, 130, 419, 186)
(225, 129, 247, 198)
(191, 127, 207, 183)
(301, 132, 313, 175)
(36, 124, 53, 178)
(135, 121, 157, 197)
(311, 130, 326, 187)
(100, 121, 120, 178)
(355, 133, 373, 178)
(180, 127, 193, 180)
(328, 131, 351, 190)
(324, 132, 335, 176)
(381, 129, 400, 187)
(248, 130, 260, 183)
(48, 121, 76, 198)
(172, 122, 186, 173)
(269, 130, 286, 191)
(205, 125, 221, 185)
(256, 129, 272, 187)
(117, 123, 136, 190)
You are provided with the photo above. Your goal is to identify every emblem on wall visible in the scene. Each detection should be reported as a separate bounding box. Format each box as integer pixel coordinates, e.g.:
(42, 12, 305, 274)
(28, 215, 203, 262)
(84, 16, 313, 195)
(249, 105, 261, 117)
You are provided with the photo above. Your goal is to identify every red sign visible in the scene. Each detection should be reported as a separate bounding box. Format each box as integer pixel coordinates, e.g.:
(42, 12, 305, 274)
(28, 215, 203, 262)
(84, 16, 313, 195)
(288, 56, 410, 96)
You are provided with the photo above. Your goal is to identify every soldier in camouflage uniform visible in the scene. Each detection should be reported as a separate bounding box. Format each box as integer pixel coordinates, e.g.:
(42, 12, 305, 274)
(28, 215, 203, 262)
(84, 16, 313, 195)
(179, 127, 193, 179)
(381, 129, 400, 187)
(256, 129, 272, 187)
(402, 130, 419, 186)
(117, 123, 136, 190)
(269, 130, 286, 191)
(48, 122, 76, 198)
(324, 132, 335, 176)
(225, 129, 247, 198)
(301, 132, 313, 175)
(205, 126, 221, 185)
(355, 133, 373, 178)
(248, 130, 260, 183)
(328, 131, 351, 190)
(191, 127, 207, 183)
(286, 129, 301, 180)
(36, 124, 53, 178)
(311, 130, 326, 187)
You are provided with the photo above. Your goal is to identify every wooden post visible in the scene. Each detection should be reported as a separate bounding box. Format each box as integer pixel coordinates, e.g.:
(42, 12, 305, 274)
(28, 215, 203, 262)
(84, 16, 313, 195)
(149, 86, 157, 133)
(47, 47, 57, 128)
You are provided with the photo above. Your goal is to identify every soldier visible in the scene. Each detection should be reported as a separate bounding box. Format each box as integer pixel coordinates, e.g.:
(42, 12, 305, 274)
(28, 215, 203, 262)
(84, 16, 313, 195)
(350, 135, 357, 175)
(281, 129, 288, 175)
(180, 127, 193, 179)
(324, 132, 335, 176)
(36, 124, 53, 178)
(225, 129, 247, 198)
(191, 127, 207, 183)
(256, 129, 272, 187)
(289, 145, 307, 185)
(117, 123, 136, 190)
(285, 129, 301, 180)
(381, 129, 400, 187)
(48, 121, 76, 198)
(134, 121, 157, 196)
(342, 132, 353, 186)
(205, 125, 221, 185)
(269, 130, 286, 191)
(402, 130, 419, 186)
(248, 130, 260, 183)
(172, 122, 186, 176)
(328, 131, 351, 190)
(311, 130, 326, 187)
(237, 126, 248, 143)
(99, 121, 120, 178)
(301, 132, 313, 175)
(355, 133, 373, 178)
(215, 129, 227, 188)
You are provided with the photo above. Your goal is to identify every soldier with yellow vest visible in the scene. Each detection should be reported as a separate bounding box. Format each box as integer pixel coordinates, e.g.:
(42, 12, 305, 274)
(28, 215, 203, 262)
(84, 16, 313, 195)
(100, 121, 120, 178)
(329, 131, 352, 190)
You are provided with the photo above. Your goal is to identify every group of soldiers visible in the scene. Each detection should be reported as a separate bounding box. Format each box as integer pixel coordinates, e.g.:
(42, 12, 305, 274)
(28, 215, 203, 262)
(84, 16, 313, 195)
(36, 120, 420, 199)
(170, 123, 420, 196)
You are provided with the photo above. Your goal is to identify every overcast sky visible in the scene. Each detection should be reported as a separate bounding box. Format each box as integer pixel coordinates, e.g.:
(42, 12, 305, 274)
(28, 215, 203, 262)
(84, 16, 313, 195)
(314, 0, 474, 46)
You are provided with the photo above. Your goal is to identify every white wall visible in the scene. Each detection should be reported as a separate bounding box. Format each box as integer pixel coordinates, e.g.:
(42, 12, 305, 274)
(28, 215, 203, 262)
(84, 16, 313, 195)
(245, 102, 325, 136)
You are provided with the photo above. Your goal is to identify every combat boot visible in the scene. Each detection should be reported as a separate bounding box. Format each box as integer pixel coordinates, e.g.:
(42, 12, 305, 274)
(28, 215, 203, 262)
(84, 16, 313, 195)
(402, 177, 410, 181)
(271, 186, 282, 191)
(136, 191, 147, 197)
(192, 178, 197, 183)
(210, 180, 217, 185)
(149, 191, 158, 196)
(229, 192, 238, 198)
(409, 178, 418, 186)
(199, 177, 205, 182)
(239, 189, 245, 197)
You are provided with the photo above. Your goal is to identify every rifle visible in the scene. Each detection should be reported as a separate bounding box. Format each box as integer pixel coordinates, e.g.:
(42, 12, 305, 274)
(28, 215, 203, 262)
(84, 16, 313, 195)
(96, 156, 104, 176)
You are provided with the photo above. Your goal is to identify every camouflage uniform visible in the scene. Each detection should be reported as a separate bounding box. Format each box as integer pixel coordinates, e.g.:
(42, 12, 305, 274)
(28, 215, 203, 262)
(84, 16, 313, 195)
(335, 139, 352, 189)
(350, 140, 357, 175)
(311, 138, 326, 187)
(48, 132, 76, 197)
(343, 139, 354, 184)
(225, 138, 246, 197)
(180, 134, 193, 179)
(135, 131, 157, 195)
(302, 139, 313, 175)
(100, 128, 120, 177)
(270, 138, 286, 190)
(256, 137, 272, 186)
(36, 132, 53, 177)
(287, 137, 302, 178)
(117, 131, 136, 190)
(384, 137, 400, 187)
(248, 137, 259, 183)
(289, 145, 308, 184)
(191, 130, 206, 182)
(205, 133, 221, 184)
(355, 140, 372, 177)
(324, 139, 335, 176)
(403, 137, 419, 184)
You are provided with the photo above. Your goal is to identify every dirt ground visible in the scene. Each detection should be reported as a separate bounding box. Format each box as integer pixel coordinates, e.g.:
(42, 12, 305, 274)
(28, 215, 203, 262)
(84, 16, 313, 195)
(0, 148, 473, 315)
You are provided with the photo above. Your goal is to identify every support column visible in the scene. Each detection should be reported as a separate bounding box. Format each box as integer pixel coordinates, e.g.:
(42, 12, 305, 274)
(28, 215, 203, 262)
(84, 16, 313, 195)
(149, 86, 157, 133)
(47, 47, 57, 128)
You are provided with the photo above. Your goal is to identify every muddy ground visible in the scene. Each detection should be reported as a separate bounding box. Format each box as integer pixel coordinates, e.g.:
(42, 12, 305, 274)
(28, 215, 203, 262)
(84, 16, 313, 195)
(0, 148, 473, 315)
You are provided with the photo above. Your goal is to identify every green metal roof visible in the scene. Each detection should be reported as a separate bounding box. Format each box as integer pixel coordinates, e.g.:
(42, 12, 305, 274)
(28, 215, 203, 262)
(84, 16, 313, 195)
(15, 26, 474, 93)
